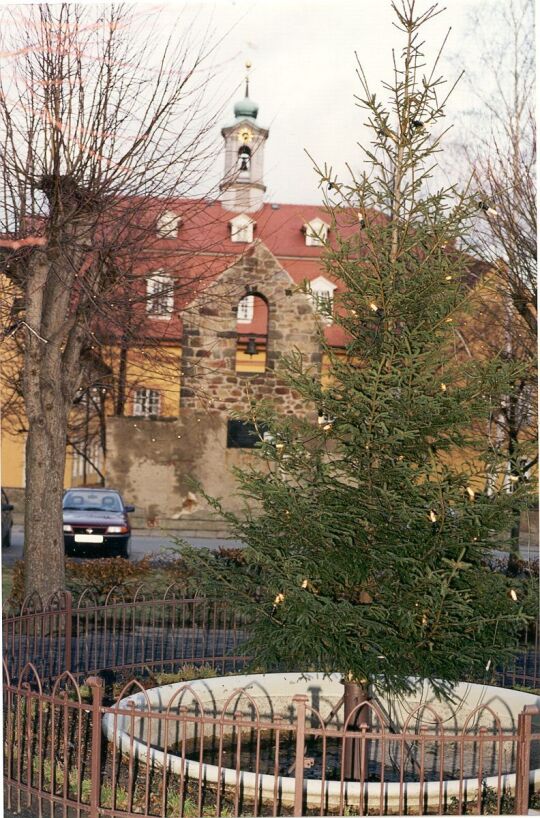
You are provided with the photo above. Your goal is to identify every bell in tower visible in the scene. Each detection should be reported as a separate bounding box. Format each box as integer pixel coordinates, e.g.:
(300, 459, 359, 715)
(238, 145, 251, 175)
(220, 62, 269, 213)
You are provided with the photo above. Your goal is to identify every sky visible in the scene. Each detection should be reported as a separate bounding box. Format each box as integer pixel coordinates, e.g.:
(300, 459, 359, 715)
(160, 0, 508, 204)
(2, 0, 525, 206)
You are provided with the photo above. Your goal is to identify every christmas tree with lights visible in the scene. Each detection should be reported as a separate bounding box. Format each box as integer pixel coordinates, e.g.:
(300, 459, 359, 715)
(180, 0, 533, 727)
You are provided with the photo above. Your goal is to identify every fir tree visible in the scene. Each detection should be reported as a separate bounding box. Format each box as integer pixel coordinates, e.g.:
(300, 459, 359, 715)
(180, 1, 533, 710)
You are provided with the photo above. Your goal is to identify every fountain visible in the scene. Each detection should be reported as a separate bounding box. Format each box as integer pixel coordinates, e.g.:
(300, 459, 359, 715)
(103, 672, 540, 812)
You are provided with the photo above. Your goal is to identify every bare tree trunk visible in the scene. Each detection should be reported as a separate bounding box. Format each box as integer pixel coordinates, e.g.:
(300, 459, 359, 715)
(21, 243, 82, 598)
(23, 310, 70, 598)
(24, 417, 67, 601)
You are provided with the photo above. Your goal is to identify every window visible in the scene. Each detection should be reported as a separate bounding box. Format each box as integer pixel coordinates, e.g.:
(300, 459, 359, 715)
(133, 388, 160, 418)
(236, 294, 268, 373)
(156, 211, 180, 238)
(230, 214, 254, 243)
(312, 289, 333, 311)
(71, 441, 102, 480)
(304, 218, 329, 247)
(309, 275, 337, 320)
(227, 420, 269, 449)
(146, 273, 174, 317)
(63, 489, 121, 511)
(236, 295, 254, 323)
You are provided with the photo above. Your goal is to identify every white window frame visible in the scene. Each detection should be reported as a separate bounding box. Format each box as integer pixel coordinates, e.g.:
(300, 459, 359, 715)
(237, 295, 255, 323)
(157, 211, 180, 238)
(309, 275, 337, 321)
(304, 219, 329, 247)
(133, 388, 161, 418)
(146, 273, 174, 317)
(230, 214, 254, 243)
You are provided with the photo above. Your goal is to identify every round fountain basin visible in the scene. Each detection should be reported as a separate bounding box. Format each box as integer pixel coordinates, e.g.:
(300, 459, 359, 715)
(102, 672, 540, 811)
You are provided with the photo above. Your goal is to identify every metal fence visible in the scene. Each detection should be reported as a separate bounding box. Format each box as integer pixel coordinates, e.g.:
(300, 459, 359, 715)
(2, 588, 250, 683)
(2, 588, 540, 817)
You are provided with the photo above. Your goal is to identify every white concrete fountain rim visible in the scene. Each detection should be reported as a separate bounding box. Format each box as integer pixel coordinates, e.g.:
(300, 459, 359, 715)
(102, 672, 540, 809)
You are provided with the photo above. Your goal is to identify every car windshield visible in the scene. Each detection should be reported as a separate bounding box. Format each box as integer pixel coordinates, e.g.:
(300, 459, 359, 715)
(63, 491, 123, 512)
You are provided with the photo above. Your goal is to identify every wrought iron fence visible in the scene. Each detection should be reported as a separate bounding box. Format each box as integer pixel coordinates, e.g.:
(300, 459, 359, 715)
(2, 588, 250, 683)
(2, 588, 540, 817)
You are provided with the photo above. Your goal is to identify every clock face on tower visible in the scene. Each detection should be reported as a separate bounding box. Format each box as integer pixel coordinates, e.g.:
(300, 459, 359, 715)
(238, 128, 253, 144)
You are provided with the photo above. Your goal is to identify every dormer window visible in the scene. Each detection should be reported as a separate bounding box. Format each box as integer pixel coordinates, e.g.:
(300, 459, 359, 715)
(146, 272, 174, 317)
(309, 275, 337, 322)
(156, 210, 180, 238)
(304, 218, 329, 247)
(230, 213, 255, 243)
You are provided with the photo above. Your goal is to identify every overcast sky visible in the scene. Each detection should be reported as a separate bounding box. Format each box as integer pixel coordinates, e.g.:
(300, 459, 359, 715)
(7, 0, 522, 205)
(164, 0, 506, 204)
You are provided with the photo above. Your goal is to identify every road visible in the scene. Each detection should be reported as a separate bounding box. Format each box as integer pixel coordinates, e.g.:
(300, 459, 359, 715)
(2, 525, 243, 567)
(2, 525, 537, 569)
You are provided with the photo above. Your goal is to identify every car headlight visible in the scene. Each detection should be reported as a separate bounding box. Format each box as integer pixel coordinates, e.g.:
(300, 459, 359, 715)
(63, 525, 73, 533)
(106, 525, 129, 534)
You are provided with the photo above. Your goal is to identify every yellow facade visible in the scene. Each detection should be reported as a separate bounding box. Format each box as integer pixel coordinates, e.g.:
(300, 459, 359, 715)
(1, 342, 182, 489)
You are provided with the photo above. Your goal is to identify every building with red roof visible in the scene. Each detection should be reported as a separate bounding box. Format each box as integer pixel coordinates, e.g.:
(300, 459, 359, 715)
(2, 78, 509, 539)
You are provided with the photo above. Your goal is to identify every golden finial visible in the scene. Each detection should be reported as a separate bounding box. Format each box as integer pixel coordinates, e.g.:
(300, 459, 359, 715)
(244, 60, 252, 97)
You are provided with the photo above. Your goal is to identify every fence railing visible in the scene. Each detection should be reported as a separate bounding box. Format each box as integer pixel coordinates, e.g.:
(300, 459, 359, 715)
(2, 588, 250, 683)
(2, 589, 540, 817)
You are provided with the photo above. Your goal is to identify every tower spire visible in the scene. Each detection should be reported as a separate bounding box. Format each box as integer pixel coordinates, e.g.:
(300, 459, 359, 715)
(244, 60, 251, 98)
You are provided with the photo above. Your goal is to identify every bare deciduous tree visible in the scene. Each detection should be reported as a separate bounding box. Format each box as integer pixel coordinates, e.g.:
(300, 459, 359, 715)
(455, 0, 536, 562)
(0, 3, 226, 598)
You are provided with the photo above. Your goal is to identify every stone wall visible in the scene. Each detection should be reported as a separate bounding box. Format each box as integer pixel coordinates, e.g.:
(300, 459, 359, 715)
(106, 413, 266, 535)
(180, 241, 322, 416)
(105, 241, 325, 533)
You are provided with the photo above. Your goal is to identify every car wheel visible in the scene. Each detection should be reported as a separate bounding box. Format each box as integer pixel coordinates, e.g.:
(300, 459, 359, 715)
(118, 539, 131, 559)
(2, 527, 11, 548)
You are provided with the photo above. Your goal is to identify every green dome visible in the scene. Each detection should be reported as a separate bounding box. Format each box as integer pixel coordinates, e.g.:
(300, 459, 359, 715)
(234, 95, 258, 120)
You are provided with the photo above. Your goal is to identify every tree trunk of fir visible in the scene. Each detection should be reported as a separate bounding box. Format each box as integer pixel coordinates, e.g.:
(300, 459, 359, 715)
(342, 679, 371, 781)
(505, 408, 521, 578)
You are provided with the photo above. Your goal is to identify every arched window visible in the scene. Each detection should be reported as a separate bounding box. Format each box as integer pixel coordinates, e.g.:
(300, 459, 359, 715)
(238, 144, 251, 176)
(235, 293, 268, 374)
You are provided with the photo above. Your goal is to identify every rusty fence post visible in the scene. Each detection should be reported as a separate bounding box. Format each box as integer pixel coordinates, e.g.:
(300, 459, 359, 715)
(293, 694, 308, 817)
(514, 705, 534, 816)
(87, 676, 104, 818)
(64, 591, 73, 675)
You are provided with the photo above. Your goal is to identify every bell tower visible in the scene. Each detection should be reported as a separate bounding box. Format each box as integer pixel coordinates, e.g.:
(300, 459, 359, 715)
(220, 62, 269, 213)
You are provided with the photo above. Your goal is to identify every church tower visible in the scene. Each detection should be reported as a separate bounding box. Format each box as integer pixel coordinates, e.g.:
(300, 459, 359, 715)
(220, 63, 269, 213)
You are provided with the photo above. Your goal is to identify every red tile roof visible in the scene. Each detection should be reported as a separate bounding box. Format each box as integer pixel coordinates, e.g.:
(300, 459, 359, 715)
(120, 198, 368, 347)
